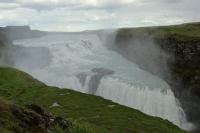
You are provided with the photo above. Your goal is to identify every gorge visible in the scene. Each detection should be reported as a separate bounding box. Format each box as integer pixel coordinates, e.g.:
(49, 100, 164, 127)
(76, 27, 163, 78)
(0, 23, 199, 133)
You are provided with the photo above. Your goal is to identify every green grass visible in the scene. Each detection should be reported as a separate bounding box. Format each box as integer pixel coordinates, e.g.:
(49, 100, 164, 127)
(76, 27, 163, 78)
(117, 22, 200, 42)
(0, 100, 45, 133)
(0, 67, 188, 133)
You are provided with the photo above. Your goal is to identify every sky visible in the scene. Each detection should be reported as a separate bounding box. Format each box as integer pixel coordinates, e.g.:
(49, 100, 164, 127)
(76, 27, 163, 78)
(0, 0, 199, 31)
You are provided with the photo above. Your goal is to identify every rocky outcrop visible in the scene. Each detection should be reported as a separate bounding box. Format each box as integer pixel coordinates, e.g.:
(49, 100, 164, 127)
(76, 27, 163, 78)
(0, 101, 71, 133)
(154, 34, 200, 96)
(115, 23, 200, 97)
(155, 35, 200, 130)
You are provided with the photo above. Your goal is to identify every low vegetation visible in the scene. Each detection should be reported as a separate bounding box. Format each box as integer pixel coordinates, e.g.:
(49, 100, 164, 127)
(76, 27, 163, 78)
(117, 22, 200, 42)
(0, 67, 187, 133)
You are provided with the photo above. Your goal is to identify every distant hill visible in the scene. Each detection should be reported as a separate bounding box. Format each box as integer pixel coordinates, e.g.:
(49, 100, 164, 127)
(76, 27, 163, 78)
(0, 25, 46, 41)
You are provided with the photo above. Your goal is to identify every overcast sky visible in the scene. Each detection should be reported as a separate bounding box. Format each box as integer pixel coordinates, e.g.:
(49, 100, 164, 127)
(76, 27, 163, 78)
(0, 0, 199, 31)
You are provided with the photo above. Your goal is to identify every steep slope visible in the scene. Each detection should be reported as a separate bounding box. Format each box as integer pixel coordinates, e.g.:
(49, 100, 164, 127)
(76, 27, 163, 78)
(113, 22, 200, 131)
(0, 67, 187, 133)
(116, 22, 200, 97)
(0, 100, 73, 133)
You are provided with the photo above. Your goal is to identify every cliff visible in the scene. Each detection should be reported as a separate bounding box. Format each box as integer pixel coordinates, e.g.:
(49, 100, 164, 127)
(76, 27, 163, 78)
(115, 22, 200, 131)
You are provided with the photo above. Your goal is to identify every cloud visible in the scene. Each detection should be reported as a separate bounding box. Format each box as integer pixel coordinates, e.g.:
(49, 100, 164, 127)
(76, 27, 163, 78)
(0, 2, 19, 9)
(0, 0, 199, 31)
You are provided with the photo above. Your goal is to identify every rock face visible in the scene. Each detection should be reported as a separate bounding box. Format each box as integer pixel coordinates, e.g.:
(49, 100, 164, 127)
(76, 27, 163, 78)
(155, 35, 200, 130)
(155, 35, 200, 97)
(113, 23, 200, 132)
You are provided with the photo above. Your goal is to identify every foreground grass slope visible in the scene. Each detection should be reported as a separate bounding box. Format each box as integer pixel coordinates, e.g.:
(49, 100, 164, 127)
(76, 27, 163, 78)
(0, 100, 96, 133)
(0, 67, 187, 133)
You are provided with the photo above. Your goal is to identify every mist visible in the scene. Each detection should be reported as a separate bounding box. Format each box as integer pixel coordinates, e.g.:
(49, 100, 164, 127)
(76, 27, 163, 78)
(0, 29, 195, 131)
(0, 45, 52, 71)
(100, 29, 200, 132)
(101, 30, 172, 80)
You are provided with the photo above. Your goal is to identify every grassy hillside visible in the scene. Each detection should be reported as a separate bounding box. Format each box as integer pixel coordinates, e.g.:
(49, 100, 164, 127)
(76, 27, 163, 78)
(0, 100, 97, 133)
(0, 67, 187, 133)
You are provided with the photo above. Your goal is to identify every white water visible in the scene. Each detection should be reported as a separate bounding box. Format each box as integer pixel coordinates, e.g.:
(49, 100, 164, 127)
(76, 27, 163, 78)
(13, 33, 192, 130)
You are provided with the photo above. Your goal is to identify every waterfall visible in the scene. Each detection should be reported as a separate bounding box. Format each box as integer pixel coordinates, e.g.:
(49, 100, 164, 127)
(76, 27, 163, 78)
(13, 33, 193, 130)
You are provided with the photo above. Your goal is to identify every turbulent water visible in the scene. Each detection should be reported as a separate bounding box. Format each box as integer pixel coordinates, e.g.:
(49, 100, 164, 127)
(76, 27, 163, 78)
(13, 33, 192, 130)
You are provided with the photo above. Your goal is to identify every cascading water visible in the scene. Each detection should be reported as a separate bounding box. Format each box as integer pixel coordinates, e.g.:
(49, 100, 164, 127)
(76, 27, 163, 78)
(13, 33, 193, 130)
